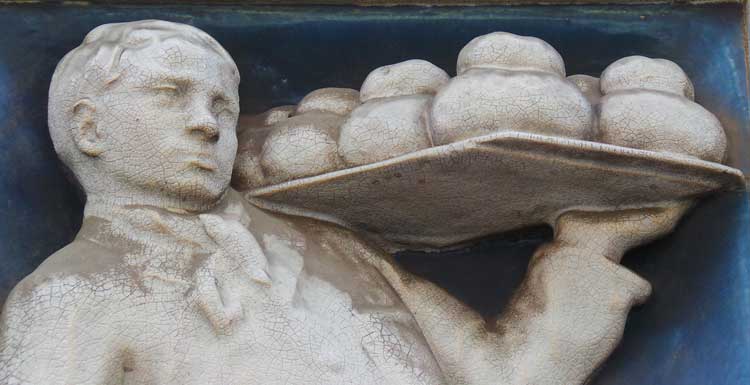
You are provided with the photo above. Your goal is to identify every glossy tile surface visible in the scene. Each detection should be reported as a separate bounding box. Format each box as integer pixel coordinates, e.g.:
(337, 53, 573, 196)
(0, 4, 747, 384)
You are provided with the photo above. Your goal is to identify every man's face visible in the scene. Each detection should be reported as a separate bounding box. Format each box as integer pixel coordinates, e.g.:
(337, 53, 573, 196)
(93, 39, 240, 205)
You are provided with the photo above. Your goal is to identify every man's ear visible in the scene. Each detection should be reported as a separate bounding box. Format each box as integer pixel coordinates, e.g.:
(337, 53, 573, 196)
(72, 98, 104, 157)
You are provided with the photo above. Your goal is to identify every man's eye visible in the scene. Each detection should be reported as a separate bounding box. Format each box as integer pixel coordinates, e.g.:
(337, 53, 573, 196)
(154, 85, 179, 95)
(212, 97, 236, 114)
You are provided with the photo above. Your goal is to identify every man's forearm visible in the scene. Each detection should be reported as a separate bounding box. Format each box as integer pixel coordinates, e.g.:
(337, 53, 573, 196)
(483, 242, 650, 385)
(374, 238, 650, 385)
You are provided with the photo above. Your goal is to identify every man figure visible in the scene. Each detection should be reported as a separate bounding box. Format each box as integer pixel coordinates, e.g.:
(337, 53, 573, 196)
(0, 20, 686, 385)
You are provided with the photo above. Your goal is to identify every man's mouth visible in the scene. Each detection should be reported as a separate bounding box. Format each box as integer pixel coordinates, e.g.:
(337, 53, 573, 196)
(185, 154, 218, 171)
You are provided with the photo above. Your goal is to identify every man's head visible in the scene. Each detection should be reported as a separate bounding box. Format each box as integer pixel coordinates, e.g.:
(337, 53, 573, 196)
(49, 20, 240, 211)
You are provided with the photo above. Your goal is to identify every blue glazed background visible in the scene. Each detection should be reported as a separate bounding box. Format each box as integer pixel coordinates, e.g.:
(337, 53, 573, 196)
(0, 4, 747, 384)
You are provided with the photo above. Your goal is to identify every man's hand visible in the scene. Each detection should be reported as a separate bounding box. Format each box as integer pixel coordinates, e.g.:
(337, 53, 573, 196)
(492, 200, 694, 384)
(553, 200, 693, 262)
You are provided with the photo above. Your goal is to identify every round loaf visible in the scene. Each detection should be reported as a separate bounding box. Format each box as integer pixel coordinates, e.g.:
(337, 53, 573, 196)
(567, 74, 602, 105)
(339, 95, 432, 166)
(457, 32, 565, 77)
(598, 91, 726, 162)
(360, 59, 449, 102)
(261, 112, 345, 184)
(430, 69, 594, 145)
(295, 87, 360, 116)
(601, 56, 694, 100)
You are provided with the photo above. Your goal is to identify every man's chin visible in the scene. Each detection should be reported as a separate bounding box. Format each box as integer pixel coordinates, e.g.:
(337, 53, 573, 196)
(169, 177, 230, 208)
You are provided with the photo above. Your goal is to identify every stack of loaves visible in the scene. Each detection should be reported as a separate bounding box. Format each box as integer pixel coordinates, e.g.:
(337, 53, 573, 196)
(233, 32, 727, 190)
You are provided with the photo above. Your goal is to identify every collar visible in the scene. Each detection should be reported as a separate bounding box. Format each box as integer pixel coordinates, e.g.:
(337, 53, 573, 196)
(77, 190, 253, 287)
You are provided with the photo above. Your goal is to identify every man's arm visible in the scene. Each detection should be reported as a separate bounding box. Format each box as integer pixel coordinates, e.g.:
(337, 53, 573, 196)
(0, 275, 123, 385)
(370, 203, 688, 385)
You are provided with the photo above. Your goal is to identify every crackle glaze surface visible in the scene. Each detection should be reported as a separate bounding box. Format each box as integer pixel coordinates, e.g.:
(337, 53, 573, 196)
(0, 5, 748, 383)
(241, 31, 739, 250)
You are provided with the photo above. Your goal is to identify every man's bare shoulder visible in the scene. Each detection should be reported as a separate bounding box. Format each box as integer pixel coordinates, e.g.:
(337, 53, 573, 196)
(0, 240, 132, 383)
(2, 239, 127, 330)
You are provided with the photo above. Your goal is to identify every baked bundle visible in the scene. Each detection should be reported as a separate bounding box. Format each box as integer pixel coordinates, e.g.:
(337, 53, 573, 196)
(234, 32, 727, 190)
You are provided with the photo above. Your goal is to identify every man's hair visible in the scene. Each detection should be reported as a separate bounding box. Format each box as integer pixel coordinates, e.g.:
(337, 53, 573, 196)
(48, 20, 239, 180)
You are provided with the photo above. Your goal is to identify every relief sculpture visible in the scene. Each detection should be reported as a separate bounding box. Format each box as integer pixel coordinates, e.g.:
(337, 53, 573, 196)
(0, 20, 743, 385)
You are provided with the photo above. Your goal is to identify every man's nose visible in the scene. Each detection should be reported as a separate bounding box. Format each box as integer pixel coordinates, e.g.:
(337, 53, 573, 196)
(186, 106, 220, 142)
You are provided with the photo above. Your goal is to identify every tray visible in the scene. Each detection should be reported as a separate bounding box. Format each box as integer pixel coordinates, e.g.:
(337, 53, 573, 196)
(246, 132, 745, 249)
